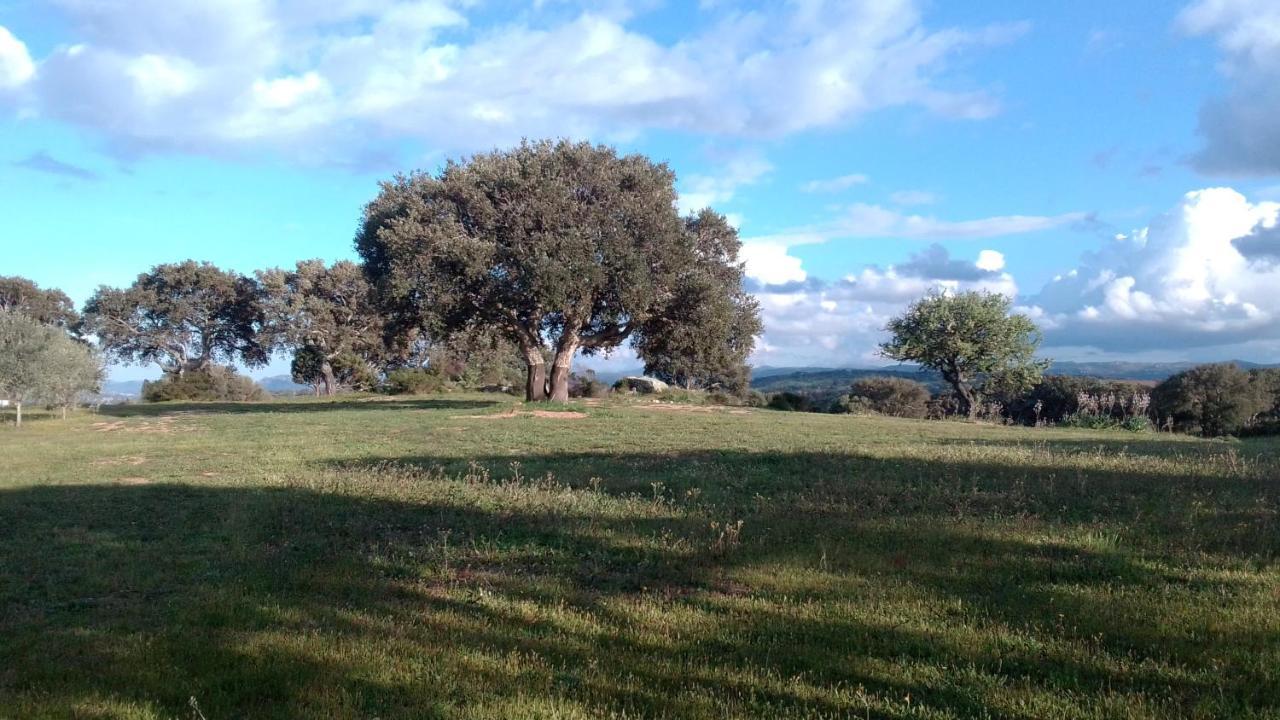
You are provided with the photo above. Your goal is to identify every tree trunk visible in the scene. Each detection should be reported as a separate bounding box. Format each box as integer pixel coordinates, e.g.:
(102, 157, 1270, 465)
(320, 360, 337, 397)
(15, 402, 21, 428)
(61, 404, 68, 420)
(954, 382, 977, 419)
(548, 336, 580, 403)
(523, 346, 547, 402)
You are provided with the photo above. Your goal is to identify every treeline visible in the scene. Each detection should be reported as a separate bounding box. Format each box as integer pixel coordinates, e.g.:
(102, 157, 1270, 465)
(764, 365, 1280, 438)
(1, 140, 763, 413)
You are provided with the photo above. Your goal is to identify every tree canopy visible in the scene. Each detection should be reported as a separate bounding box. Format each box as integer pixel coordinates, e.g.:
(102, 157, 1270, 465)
(357, 139, 698, 402)
(880, 291, 1047, 418)
(258, 259, 384, 396)
(632, 210, 761, 393)
(0, 310, 102, 425)
(0, 276, 80, 331)
(1152, 363, 1270, 437)
(81, 261, 268, 376)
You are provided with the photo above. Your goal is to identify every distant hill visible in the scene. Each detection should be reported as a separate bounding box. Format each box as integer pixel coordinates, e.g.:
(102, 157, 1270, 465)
(749, 360, 1280, 398)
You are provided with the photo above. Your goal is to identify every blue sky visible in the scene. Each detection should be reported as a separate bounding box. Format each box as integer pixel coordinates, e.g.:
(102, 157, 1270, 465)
(3, 0, 1280, 381)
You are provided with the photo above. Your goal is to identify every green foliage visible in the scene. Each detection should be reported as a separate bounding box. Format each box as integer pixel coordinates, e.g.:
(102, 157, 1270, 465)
(1152, 363, 1270, 437)
(142, 366, 266, 402)
(766, 391, 812, 412)
(881, 291, 1048, 418)
(357, 139, 698, 401)
(0, 276, 79, 331)
(0, 311, 101, 424)
(383, 367, 446, 395)
(633, 210, 761, 395)
(568, 370, 609, 399)
(290, 346, 379, 394)
(258, 260, 386, 395)
(841, 376, 931, 418)
(82, 261, 267, 375)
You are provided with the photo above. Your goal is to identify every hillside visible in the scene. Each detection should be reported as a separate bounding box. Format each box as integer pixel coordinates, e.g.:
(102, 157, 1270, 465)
(2, 396, 1277, 718)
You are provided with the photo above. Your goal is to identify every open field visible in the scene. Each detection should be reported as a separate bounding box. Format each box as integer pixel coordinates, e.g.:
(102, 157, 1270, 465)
(2, 395, 1279, 719)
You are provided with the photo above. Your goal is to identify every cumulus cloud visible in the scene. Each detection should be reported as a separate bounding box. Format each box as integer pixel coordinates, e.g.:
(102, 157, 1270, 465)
(1179, 0, 1280, 174)
(746, 244, 1017, 366)
(5, 0, 1027, 162)
(0, 25, 35, 90)
(1025, 187, 1280, 351)
(1233, 222, 1280, 264)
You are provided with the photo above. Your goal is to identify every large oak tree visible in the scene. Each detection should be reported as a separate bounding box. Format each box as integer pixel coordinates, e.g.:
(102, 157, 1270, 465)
(81, 261, 268, 376)
(258, 259, 385, 396)
(357, 140, 697, 402)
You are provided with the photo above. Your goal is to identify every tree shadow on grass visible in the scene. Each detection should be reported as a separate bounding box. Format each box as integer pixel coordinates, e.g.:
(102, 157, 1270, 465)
(2, 447, 1277, 718)
(98, 396, 506, 417)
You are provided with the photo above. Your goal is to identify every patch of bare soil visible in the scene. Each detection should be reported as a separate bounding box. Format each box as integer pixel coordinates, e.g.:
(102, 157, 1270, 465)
(116, 477, 151, 485)
(90, 414, 198, 434)
(454, 408, 587, 420)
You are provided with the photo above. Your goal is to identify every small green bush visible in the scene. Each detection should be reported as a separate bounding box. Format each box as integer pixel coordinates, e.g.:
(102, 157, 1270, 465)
(843, 377, 930, 418)
(767, 391, 812, 412)
(142, 366, 265, 402)
(384, 368, 446, 395)
(568, 371, 609, 399)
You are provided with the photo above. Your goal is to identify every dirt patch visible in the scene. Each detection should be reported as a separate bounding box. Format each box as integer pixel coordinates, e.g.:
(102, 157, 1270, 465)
(454, 408, 587, 420)
(91, 414, 198, 434)
(116, 477, 151, 485)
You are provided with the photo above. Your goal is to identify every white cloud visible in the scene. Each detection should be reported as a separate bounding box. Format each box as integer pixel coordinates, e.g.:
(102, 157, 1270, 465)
(0, 26, 35, 90)
(11, 0, 1027, 161)
(976, 249, 1005, 271)
(802, 173, 869, 193)
(1025, 187, 1280, 350)
(678, 154, 772, 215)
(740, 242, 807, 285)
(1178, 0, 1280, 174)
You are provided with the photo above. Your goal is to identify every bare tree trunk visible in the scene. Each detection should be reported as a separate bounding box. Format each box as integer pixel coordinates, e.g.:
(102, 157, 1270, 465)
(548, 336, 579, 403)
(61, 404, 68, 420)
(523, 346, 547, 402)
(955, 383, 977, 419)
(320, 360, 337, 397)
(15, 402, 21, 428)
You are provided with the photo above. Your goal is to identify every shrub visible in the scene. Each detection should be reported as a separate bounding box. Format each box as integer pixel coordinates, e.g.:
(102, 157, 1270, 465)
(1012, 375, 1151, 426)
(745, 390, 769, 408)
(842, 377, 930, 419)
(383, 368, 446, 395)
(767, 391, 812, 412)
(1151, 363, 1270, 437)
(142, 366, 265, 402)
(568, 371, 609, 399)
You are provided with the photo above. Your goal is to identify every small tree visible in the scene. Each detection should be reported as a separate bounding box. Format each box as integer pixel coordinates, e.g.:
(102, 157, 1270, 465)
(258, 260, 385, 396)
(82, 261, 268, 376)
(0, 311, 100, 425)
(0, 276, 80, 331)
(881, 291, 1048, 419)
(1152, 363, 1270, 437)
(39, 338, 104, 419)
(633, 210, 762, 394)
(357, 139, 693, 402)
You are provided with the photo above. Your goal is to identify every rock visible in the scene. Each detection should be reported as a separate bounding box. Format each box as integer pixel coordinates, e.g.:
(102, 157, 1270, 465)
(618, 376, 670, 394)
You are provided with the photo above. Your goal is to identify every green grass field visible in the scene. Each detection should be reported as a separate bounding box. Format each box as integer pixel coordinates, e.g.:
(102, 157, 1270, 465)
(2, 394, 1278, 719)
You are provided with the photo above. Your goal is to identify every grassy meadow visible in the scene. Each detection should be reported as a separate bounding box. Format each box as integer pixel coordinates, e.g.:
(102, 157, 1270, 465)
(1, 394, 1278, 719)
